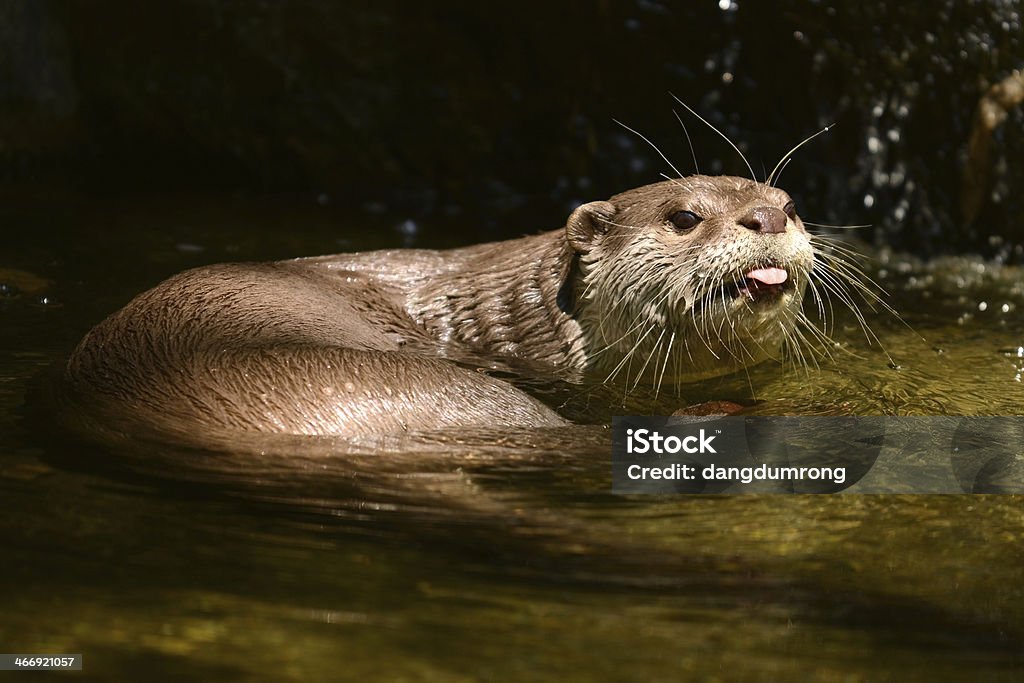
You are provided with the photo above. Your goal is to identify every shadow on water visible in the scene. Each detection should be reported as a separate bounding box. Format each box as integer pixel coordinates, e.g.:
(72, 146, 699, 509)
(15, 379, 1024, 680)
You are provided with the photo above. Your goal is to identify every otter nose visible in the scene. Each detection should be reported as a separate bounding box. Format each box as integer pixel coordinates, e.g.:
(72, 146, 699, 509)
(739, 207, 788, 234)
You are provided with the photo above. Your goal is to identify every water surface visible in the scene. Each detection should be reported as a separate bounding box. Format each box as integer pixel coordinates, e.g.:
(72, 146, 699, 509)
(1, 191, 1021, 681)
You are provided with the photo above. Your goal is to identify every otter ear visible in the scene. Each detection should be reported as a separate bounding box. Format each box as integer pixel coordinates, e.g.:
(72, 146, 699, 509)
(566, 201, 616, 254)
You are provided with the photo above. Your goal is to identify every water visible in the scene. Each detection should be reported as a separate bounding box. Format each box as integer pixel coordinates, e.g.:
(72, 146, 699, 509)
(1, 190, 1022, 681)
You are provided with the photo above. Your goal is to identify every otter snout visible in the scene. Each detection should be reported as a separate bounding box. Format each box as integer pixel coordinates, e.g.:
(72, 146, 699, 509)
(739, 206, 788, 234)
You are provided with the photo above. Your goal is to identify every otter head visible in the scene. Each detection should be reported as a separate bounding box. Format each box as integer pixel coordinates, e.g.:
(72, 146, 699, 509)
(566, 175, 814, 383)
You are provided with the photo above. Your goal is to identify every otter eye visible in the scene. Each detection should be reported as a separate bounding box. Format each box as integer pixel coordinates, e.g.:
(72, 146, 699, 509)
(668, 210, 702, 232)
(783, 201, 797, 220)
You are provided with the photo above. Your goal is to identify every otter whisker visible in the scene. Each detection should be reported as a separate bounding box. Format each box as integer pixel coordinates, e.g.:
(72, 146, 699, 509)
(791, 328, 818, 372)
(672, 109, 701, 175)
(714, 278, 753, 364)
(809, 240, 912, 334)
(811, 255, 906, 325)
(796, 307, 869, 366)
(778, 319, 805, 372)
(803, 270, 832, 330)
(603, 319, 658, 385)
(772, 157, 794, 188)
(672, 334, 687, 398)
(670, 93, 757, 183)
(810, 240, 876, 282)
(797, 310, 842, 358)
(598, 255, 692, 348)
(804, 221, 873, 230)
(719, 279, 736, 334)
(631, 328, 666, 391)
(813, 248, 903, 320)
(605, 284, 675, 346)
(813, 266, 872, 329)
(814, 260, 890, 314)
(788, 314, 833, 371)
(613, 119, 687, 182)
(810, 265, 896, 366)
(733, 304, 783, 367)
(622, 317, 666, 396)
(689, 286, 723, 361)
(777, 293, 811, 366)
(767, 124, 834, 187)
(809, 235, 879, 263)
(810, 245, 884, 291)
(589, 283, 674, 359)
(680, 330, 696, 367)
(655, 331, 675, 399)
(589, 276, 654, 348)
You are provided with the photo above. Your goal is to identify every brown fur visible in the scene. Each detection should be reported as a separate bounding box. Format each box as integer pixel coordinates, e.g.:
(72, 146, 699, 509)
(62, 176, 812, 445)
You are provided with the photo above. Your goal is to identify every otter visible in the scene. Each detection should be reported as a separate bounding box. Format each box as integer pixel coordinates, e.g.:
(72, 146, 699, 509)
(62, 175, 814, 445)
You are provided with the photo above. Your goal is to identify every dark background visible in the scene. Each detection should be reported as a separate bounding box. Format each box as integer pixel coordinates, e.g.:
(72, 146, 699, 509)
(2, 0, 1022, 257)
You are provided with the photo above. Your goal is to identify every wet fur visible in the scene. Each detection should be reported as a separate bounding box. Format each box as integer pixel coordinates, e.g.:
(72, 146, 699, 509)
(63, 175, 824, 444)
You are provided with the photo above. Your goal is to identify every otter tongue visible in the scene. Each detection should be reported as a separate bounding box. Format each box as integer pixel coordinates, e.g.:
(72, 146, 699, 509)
(745, 267, 788, 286)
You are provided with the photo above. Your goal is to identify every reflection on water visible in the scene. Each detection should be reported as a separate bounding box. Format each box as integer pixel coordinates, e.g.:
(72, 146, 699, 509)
(1, 193, 1022, 680)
